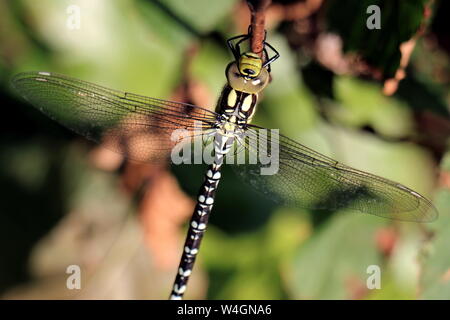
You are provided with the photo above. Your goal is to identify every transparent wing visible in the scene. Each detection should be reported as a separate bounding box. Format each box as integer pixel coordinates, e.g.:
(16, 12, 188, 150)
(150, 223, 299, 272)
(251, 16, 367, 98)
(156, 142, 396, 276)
(232, 126, 438, 222)
(12, 71, 218, 162)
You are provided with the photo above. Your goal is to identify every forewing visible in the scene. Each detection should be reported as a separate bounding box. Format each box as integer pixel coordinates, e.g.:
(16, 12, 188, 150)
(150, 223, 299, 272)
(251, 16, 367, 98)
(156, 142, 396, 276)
(12, 71, 218, 162)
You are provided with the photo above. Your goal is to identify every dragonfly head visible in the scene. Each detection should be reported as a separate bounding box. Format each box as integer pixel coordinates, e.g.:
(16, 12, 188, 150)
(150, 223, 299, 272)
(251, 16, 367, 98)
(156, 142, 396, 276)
(238, 52, 263, 78)
(226, 53, 269, 94)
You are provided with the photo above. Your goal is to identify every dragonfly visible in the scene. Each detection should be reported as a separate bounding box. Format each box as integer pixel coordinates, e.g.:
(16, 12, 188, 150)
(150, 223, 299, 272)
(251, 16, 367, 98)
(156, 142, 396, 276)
(11, 32, 438, 300)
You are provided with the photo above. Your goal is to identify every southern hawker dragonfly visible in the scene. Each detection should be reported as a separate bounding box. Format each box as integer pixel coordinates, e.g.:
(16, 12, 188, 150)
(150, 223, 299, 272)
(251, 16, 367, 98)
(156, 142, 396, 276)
(11, 33, 438, 300)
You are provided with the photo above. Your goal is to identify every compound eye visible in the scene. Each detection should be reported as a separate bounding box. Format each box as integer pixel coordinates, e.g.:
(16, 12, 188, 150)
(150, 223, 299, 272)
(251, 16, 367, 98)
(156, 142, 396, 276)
(226, 62, 269, 94)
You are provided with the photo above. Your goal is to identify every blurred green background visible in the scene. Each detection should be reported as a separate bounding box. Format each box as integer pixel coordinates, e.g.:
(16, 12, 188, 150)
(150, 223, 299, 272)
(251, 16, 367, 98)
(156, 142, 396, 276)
(0, 0, 449, 299)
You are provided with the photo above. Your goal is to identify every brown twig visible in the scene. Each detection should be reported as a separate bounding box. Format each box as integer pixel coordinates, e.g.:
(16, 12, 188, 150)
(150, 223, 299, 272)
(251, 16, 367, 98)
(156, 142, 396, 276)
(246, 0, 272, 56)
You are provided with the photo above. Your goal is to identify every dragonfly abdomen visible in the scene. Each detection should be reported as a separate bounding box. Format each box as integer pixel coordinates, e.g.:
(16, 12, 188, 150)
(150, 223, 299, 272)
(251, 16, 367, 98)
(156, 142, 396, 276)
(170, 134, 234, 300)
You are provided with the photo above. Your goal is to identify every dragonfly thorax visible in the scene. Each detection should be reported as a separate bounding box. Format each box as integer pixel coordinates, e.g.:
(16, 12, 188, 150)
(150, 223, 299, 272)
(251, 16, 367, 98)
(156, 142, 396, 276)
(216, 114, 246, 138)
(217, 85, 259, 125)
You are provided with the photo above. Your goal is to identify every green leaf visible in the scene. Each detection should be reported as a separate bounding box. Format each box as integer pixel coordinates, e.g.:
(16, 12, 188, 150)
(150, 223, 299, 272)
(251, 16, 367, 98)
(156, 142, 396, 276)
(162, 0, 239, 33)
(290, 213, 385, 299)
(420, 176, 450, 299)
(333, 76, 414, 137)
(326, 0, 428, 78)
